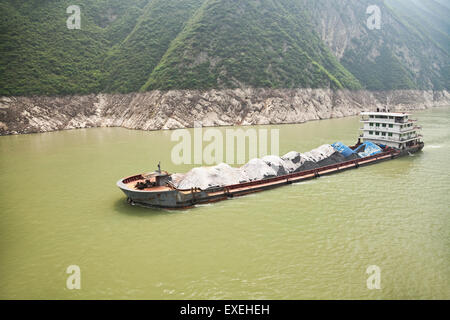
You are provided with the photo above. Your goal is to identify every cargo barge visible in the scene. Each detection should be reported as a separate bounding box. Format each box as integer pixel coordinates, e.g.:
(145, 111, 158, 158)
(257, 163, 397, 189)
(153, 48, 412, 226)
(117, 111, 424, 209)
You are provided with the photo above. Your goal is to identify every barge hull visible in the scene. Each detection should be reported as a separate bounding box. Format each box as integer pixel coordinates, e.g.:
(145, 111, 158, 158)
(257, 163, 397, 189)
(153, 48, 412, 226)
(120, 143, 423, 209)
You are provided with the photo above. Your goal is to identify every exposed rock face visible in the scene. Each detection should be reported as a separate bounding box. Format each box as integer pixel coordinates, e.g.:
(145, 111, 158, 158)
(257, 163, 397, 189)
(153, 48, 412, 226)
(0, 89, 449, 135)
(302, 0, 449, 90)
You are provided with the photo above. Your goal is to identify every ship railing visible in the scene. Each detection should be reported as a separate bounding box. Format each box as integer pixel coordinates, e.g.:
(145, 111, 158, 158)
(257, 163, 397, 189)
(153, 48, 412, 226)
(399, 134, 421, 141)
(224, 149, 397, 191)
(122, 174, 144, 184)
(364, 126, 416, 134)
(176, 185, 224, 193)
(167, 181, 177, 190)
(203, 186, 226, 193)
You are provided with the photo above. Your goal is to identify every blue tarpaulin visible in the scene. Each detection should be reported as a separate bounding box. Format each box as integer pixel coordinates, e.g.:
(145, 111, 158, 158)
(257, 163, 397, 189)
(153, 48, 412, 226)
(354, 141, 382, 158)
(331, 142, 356, 158)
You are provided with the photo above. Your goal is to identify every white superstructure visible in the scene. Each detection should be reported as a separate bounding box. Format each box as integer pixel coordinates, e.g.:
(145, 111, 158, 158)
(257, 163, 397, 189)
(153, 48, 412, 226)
(360, 111, 422, 149)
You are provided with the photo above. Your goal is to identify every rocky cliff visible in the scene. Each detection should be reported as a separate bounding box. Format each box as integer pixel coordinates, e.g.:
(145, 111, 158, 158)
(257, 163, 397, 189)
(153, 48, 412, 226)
(1, 89, 449, 135)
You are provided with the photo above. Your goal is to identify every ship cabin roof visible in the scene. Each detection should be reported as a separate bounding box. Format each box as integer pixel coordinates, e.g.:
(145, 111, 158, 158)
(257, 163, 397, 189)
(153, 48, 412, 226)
(143, 171, 170, 178)
(361, 111, 411, 117)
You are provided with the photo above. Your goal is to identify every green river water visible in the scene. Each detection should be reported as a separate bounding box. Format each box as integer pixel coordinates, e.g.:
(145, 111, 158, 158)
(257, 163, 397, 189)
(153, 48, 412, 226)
(1, 107, 449, 299)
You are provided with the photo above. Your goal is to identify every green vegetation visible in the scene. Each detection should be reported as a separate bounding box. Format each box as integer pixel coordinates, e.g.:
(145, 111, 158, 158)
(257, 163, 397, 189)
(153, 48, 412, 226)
(342, 45, 417, 91)
(300, 0, 449, 91)
(0, 0, 448, 96)
(142, 0, 361, 90)
(0, 0, 149, 95)
(103, 0, 205, 93)
(386, 0, 450, 54)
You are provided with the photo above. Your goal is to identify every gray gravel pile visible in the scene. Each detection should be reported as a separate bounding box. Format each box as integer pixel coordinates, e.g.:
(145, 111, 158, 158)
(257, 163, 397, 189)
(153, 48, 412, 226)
(174, 144, 353, 189)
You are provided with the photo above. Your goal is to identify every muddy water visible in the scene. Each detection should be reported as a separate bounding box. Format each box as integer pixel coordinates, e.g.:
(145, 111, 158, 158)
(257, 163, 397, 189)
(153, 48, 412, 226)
(0, 107, 449, 299)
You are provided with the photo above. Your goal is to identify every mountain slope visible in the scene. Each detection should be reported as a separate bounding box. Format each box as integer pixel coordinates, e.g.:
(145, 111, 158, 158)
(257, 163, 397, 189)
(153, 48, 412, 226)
(141, 0, 362, 90)
(0, 0, 150, 95)
(301, 0, 449, 90)
(386, 0, 450, 53)
(0, 0, 448, 96)
(102, 0, 204, 93)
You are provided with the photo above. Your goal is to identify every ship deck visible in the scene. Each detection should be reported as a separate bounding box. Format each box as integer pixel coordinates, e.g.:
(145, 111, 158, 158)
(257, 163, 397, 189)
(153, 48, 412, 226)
(121, 144, 404, 195)
(117, 142, 427, 208)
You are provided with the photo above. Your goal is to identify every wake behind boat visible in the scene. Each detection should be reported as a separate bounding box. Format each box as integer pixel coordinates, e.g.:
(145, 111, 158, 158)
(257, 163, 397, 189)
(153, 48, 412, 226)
(117, 111, 424, 209)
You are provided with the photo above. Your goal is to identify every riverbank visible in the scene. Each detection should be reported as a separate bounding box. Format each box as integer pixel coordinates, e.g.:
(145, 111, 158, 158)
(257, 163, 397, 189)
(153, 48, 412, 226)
(0, 89, 449, 135)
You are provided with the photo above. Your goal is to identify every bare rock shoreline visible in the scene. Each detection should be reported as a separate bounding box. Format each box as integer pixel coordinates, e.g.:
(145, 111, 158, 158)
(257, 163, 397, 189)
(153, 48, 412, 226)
(0, 89, 449, 135)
